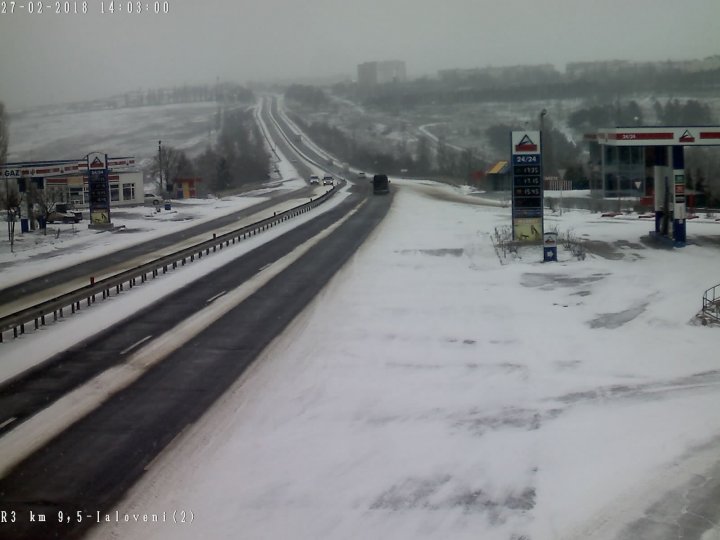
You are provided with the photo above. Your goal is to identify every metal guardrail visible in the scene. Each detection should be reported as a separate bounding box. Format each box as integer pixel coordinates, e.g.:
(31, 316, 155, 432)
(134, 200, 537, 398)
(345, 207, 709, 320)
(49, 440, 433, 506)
(0, 186, 338, 342)
(702, 283, 720, 323)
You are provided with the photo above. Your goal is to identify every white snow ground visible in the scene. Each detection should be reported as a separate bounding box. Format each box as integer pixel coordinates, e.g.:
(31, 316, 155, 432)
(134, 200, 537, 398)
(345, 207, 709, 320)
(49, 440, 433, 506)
(3, 97, 720, 536)
(5, 97, 720, 540)
(41, 179, 714, 540)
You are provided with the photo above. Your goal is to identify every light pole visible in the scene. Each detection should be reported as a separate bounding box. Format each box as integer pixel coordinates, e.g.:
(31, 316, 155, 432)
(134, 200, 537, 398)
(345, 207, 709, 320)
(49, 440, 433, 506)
(540, 109, 547, 214)
(158, 140, 163, 193)
(558, 167, 566, 215)
(539, 108, 548, 170)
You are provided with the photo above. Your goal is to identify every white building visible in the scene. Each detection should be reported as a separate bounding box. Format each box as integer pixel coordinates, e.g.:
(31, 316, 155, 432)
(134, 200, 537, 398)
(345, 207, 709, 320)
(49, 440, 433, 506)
(1, 156, 143, 207)
(357, 60, 407, 95)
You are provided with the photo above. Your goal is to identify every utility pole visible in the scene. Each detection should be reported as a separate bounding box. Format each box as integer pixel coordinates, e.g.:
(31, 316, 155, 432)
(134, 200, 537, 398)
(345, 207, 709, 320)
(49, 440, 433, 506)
(539, 108, 548, 173)
(158, 140, 163, 193)
(540, 108, 547, 213)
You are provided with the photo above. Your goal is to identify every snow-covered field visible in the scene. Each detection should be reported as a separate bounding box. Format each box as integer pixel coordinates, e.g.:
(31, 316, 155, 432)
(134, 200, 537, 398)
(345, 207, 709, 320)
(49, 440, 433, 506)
(69, 179, 720, 540)
(6, 102, 223, 167)
(0, 145, 341, 382)
(5, 99, 720, 539)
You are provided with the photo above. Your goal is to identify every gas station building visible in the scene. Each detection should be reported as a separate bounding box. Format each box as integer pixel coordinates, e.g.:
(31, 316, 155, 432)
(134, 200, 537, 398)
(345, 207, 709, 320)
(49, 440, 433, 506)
(1, 156, 142, 207)
(587, 126, 720, 244)
(1, 156, 142, 231)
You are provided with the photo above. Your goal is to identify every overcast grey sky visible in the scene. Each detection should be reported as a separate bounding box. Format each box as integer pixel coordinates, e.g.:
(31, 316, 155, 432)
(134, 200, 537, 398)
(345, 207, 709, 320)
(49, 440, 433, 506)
(1, 0, 718, 110)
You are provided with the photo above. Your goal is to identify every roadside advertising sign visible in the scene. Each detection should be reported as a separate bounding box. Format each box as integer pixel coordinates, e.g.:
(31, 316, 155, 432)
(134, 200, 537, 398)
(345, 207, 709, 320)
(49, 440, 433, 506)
(511, 131, 543, 242)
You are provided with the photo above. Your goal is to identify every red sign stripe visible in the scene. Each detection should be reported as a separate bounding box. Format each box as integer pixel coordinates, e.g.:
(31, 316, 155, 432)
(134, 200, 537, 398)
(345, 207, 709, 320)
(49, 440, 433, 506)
(700, 132, 720, 139)
(611, 132, 673, 141)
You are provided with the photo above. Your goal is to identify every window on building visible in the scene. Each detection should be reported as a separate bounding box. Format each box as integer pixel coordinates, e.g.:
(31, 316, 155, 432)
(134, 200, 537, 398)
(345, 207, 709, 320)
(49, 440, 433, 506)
(619, 146, 631, 164)
(46, 186, 68, 203)
(69, 186, 84, 206)
(110, 184, 120, 202)
(604, 146, 616, 165)
(122, 183, 135, 201)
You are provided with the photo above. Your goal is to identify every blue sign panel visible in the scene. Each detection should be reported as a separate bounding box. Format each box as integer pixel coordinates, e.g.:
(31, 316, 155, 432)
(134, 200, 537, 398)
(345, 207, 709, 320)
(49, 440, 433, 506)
(512, 154, 540, 165)
(511, 131, 543, 242)
(87, 153, 112, 227)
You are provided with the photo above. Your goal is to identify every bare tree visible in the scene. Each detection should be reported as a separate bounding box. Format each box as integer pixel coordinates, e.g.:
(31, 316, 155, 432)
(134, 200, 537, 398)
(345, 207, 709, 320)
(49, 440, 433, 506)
(150, 145, 183, 194)
(0, 102, 18, 248)
(29, 184, 66, 235)
(1, 184, 21, 251)
(687, 147, 720, 206)
(0, 101, 8, 166)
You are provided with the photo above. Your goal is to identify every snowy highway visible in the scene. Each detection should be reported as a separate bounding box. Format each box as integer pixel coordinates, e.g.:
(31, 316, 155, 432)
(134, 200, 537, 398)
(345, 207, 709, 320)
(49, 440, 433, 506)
(0, 176, 391, 540)
(84, 183, 720, 540)
(2, 99, 720, 540)
(0, 97, 324, 316)
(0, 96, 395, 539)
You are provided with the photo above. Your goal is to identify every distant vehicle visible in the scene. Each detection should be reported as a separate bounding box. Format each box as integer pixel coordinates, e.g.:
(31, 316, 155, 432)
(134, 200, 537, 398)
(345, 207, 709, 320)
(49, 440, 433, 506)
(47, 202, 82, 223)
(357, 171, 366, 179)
(309, 175, 320, 185)
(322, 174, 334, 185)
(145, 193, 162, 205)
(372, 174, 390, 195)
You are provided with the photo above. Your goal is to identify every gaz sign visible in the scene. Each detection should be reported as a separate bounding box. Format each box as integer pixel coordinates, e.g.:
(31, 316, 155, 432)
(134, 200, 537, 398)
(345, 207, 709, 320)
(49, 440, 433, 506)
(87, 152, 112, 228)
(511, 131, 543, 242)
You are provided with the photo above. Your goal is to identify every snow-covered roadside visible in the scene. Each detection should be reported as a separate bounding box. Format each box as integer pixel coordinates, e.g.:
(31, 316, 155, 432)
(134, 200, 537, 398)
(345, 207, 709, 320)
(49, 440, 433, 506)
(0, 182, 351, 384)
(0, 189, 363, 478)
(92, 182, 720, 540)
(0, 98, 311, 289)
(0, 126, 347, 384)
(0, 178, 324, 289)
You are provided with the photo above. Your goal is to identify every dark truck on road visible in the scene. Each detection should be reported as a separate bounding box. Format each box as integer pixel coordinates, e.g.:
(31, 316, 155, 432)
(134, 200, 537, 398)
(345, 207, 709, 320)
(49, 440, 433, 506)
(372, 174, 390, 195)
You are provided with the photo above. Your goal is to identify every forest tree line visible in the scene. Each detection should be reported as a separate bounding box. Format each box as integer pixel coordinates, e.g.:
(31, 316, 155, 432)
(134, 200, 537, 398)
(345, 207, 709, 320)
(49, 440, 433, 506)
(150, 107, 268, 195)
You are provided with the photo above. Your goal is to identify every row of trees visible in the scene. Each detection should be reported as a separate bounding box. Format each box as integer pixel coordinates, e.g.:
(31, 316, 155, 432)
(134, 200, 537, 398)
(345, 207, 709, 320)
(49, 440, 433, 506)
(285, 85, 330, 109)
(65, 83, 256, 112)
(686, 147, 720, 207)
(654, 99, 715, 125)
(149, 108, 268, 194)
(131, 83, 255, 108)
(485, 118, 583, 180)
(568, 101, 644, 132)
(1, 102, 20, 249)
(333, 65, 720, 111)
(0, 101, 7, 166)
(567, 99, 716, 133)
(288, 113, 486, 179)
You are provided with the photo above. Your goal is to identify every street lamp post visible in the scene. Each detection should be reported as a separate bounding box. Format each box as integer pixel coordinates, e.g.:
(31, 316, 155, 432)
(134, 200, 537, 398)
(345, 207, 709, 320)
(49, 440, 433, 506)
(539, 108, 548, 168)
(540, 108, 547, 214)
(158, 140, 163, 193)
(558, 167, 566, 215)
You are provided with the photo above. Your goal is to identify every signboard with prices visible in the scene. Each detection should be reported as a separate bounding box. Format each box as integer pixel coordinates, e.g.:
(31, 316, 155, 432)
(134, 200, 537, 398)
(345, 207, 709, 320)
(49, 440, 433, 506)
(511, 131, 543, 242)
(87, 152, 112, 228)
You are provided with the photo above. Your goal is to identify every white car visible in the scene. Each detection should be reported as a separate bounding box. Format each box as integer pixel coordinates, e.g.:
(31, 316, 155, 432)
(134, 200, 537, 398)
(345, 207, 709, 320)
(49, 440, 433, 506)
(322, 175, 334, 185)
(309, 175, 320, 185)
(357, 171, 366, 179)
(47, 204, 82, 223)
(144, 193, 162, 205)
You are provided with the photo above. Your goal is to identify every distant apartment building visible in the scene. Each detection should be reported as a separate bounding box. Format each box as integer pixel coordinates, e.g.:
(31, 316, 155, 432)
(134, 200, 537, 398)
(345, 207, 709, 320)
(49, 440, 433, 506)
(566, 56, 720, 80)
(438, 64, 559, 86)
(357, 60, 407, 95)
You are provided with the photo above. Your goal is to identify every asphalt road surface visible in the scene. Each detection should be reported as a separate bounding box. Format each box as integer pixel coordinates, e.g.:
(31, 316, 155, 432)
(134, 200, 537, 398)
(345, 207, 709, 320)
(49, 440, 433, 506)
(0, 185, 391, 539)
(0, 98, 316, 306)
